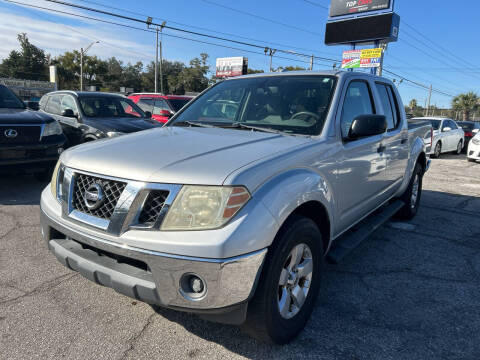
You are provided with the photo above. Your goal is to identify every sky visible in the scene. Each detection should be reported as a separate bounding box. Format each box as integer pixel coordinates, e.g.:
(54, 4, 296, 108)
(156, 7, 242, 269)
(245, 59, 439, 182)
(0, 0, 478, 108)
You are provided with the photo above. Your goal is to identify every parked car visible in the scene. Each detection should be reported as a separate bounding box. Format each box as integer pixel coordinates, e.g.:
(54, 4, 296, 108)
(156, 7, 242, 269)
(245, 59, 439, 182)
(411, 117, 464, 157)
(456, 121, 480, 149)
(24, 100, 39, 111)
(0, 85, 66, 181)
(39, 91, 160, 146)
(41, 71, 431, 344)
(467, 132, 480, 162)
(128, 93, 194, 123)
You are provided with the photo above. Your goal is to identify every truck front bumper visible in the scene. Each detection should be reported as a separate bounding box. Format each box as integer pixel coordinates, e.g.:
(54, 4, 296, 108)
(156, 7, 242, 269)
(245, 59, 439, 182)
(40, 207, 267, 323)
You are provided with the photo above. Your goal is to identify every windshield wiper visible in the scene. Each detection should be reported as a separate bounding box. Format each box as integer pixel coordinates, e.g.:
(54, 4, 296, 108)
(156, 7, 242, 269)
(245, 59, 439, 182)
(229, 122, 285, 135)
(172, 121, 219, 128)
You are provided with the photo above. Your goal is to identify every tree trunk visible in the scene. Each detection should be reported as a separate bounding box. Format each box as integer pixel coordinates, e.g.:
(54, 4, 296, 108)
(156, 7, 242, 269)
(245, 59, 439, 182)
(464, 110, 470, 121)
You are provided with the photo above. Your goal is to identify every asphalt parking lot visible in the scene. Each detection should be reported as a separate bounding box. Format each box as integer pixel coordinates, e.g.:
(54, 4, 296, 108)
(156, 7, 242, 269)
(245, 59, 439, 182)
(1, 154, 479, 360)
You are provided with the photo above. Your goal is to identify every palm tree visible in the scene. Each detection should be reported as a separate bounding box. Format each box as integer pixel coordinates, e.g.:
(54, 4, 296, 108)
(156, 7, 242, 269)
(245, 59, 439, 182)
(409, 99, 418, 111)
(452, 92, 479, 121)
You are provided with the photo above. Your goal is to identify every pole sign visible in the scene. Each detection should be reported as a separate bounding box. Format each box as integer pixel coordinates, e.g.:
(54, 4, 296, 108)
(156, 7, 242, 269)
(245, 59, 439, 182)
(215, 57, 248, 78)
(341, 48, 382, 69)
(329, 0, 392, 19)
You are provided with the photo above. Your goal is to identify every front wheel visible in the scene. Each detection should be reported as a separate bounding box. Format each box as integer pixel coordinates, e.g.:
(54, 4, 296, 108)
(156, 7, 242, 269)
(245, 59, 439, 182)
(242, 216, 324, 344)
(395, 162, 423, 220)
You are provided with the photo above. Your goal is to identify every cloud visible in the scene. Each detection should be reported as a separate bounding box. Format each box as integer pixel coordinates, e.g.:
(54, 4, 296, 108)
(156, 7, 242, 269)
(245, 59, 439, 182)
(0, 5, 155, 65)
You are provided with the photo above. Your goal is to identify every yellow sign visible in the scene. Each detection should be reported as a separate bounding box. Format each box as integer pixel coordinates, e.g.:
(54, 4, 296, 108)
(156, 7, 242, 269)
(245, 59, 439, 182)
(361, 48, 383, 59)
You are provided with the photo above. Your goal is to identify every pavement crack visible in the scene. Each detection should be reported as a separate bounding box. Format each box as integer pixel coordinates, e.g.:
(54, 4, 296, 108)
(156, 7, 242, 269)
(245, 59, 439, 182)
(118, 312, 156, 360)
(0, 273, 79, 306)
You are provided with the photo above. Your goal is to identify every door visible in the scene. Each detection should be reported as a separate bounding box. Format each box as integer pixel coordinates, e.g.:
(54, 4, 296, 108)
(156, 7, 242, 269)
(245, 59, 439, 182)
(375, 83, 409, 189)
(336, 80, 388, 232)
(441, 119, 455, 151)
(448, 120, 463, 150)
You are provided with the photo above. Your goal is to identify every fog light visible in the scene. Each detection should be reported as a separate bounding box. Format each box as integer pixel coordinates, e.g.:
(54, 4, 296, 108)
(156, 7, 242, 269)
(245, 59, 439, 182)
(179, 273, 207, 301)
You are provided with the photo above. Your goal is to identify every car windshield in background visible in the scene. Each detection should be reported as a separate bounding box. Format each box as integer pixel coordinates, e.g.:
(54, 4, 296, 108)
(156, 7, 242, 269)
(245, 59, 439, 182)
(428, 120, 441, 130)
(169, 75, 337, 136)
(0, 85, 25, 109)
(79, 96, 146, 119)
(168, 98, 191, 112)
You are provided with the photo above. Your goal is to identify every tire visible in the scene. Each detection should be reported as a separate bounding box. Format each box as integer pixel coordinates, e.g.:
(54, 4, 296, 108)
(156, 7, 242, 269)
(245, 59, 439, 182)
(454, 140, 463, 155)
(395, 162, 423, 220)
(468, 158, 476, 163)
(242, 215, 324, 344)
(432, 141, 442, 158)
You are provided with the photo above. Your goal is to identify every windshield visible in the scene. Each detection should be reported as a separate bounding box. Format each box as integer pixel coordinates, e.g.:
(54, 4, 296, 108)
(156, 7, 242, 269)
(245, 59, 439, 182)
(79, 96, 146, 119)
(168, 98, 191, 112)
(0, 85, 25, 109)
(169, 75, 337, 136)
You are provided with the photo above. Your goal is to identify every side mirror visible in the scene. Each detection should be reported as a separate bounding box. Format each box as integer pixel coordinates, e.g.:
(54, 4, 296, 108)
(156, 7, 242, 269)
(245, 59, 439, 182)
(144, 111, 152, 118)
(347, 115, 387, 140)
(62, 108, 76, 118)
(159, 109, 173, 118)
(442, 127, 451, 132)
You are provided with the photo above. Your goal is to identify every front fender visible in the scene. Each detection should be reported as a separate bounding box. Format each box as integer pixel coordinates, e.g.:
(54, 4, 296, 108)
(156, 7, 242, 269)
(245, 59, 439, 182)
(253, 168, 335, 240)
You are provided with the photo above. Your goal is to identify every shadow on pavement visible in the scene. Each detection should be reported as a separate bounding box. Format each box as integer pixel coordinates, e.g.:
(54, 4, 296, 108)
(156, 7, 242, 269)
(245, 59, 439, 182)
(0, 173, 47, 205)
(149, 189, 480, 359)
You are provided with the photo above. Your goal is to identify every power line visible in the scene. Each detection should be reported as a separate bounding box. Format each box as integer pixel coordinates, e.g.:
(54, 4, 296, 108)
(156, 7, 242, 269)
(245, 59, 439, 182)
(5, 0, 333, 70)
(300, 0, 328, 10)
(199, 0, 323, 36)
(383, 69, 454, 98)
(44, 0, 338, 63)
(76, 0, 338, 57)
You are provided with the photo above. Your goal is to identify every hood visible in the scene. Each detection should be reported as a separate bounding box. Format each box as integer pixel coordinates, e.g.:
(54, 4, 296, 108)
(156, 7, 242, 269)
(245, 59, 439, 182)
(0, 108, 54, 124)
(83, 117, 160, 133)
(62, 126, 311, 185)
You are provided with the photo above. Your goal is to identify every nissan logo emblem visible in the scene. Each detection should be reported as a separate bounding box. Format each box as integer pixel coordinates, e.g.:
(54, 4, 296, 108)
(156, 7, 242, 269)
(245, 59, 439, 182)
(4, 129, 18, 138)
(83, 183, 105, 210)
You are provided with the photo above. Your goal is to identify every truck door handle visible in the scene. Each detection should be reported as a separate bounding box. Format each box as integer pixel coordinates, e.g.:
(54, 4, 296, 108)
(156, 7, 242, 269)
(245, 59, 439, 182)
(377, 144, 386, 153)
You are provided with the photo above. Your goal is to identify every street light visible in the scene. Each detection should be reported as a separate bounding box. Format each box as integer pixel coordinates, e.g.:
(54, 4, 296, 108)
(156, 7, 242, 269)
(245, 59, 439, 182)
(80, 41, 99, 91)
(147, 18, 167, 94)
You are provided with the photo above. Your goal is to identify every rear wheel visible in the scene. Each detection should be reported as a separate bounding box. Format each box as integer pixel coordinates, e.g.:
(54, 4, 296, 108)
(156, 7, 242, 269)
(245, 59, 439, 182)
(242, 215, 324, 344)
(468, 158, 476, 163)
(396, 162, 423, 220)
(454, 140, 463, 155)
(432, 142, 442, 158)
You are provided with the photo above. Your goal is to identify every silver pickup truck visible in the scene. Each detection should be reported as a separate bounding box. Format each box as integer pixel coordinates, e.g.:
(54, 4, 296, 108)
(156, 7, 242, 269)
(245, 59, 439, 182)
(40, 71, 431, 344)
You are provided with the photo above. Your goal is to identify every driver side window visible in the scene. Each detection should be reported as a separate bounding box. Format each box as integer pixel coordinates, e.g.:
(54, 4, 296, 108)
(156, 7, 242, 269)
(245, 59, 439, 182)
(341, 81, 375, 138)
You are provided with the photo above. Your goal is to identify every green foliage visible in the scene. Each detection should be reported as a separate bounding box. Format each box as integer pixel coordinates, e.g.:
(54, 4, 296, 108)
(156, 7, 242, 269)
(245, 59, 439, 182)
(0, 33, 49, 80)
(1, 33, 212, 94)
(452, 92, 479, 121)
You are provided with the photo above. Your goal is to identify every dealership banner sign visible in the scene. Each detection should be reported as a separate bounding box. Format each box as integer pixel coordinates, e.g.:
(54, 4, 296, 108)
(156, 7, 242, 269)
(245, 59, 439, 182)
(330, 0, 391, 18)
(341, 48, 382, 69)
(215, 57, 248, 78)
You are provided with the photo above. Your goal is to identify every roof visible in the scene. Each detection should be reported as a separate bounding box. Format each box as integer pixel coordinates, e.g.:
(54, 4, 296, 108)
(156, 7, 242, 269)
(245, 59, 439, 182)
(128, 93, 193, 99)
(412, 117, 451, 120)
(46, 90, 126, 98)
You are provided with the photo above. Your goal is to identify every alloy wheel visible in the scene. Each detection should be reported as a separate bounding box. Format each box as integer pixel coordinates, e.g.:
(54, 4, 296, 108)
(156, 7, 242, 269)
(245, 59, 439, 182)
(278, 243, 313, 319)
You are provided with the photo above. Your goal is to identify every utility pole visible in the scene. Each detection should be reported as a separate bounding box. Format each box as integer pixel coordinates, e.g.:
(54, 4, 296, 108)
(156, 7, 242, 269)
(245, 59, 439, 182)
(147, 18, 167, 94)
(80, 41, 99, 91)
(309, 55, 314, 71)
(159, 21, 166, 94)
(155, 27, 158, 93)
(265, 48, 276, 72)
(426, 84, 432, 117)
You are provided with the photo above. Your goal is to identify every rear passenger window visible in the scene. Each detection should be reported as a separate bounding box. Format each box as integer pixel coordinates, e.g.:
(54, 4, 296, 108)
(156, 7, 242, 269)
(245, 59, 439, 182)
(45, 94, 63, 115)
(375, 84, 395, 130)
(341, 81, 375, 138)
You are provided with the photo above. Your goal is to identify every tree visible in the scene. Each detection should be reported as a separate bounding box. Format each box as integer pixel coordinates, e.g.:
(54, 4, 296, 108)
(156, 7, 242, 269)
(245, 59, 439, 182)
(409, 99, 417, 111)
(175, 53, 210, 94)
(0, 33, 49, 80)
(247, 68, 265, 74)
(452, 92, 479, 121)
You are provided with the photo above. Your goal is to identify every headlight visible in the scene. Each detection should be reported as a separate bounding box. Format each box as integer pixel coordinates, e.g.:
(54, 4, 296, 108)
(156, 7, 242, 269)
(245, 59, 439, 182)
(161, 186, 250, 231)
(43, 121, 63, 137)
(50, 160, 61, 200)
(106, 131, 124, 137)
(472, 137, 480, 145)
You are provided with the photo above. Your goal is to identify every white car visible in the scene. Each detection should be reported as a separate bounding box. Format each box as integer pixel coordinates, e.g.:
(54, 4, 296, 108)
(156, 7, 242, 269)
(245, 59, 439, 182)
(467, 132, 480, 162)
(411, 117, 465, 158)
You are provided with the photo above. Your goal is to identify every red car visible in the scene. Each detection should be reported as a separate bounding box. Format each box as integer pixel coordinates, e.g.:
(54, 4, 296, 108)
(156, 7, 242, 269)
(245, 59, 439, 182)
(128, 93, 194, 123)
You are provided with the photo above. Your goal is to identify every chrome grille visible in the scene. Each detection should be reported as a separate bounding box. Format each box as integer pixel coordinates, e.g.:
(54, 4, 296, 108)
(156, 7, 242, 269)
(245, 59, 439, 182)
(72, 174, 126, 220)
(138, 190, 169, 226)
